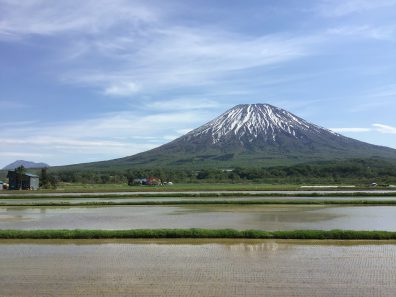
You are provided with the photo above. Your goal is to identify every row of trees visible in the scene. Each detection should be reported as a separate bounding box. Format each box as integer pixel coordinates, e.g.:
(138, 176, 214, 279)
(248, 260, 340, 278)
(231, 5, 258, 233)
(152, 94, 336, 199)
(5, 158, 393, 188)
(47, 158, 396, 185)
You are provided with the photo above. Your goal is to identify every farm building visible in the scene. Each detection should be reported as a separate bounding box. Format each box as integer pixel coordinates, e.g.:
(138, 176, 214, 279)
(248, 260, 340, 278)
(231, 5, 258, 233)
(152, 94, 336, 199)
(133, 178, 147, 185)
(7, 171, 40, 190)
(146, 176, 161, 185)
(132, 177, 162, 186)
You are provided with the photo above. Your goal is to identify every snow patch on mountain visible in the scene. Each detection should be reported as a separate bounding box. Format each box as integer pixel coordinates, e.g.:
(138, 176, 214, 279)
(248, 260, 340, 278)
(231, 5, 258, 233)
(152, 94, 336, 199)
(186, 103, 339, 144)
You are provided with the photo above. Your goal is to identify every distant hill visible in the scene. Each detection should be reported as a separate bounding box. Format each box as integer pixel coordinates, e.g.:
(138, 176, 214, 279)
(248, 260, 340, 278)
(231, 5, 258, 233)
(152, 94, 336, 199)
(2, 160, 49, 170)
(55, 103, 396, 170)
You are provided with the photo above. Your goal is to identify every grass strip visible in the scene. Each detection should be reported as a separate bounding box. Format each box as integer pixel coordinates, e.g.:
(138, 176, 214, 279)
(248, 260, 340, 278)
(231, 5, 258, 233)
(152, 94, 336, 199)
(0, 229, 395, 240)
(2, 191, 396, 199)
(1, 200, 396, 207)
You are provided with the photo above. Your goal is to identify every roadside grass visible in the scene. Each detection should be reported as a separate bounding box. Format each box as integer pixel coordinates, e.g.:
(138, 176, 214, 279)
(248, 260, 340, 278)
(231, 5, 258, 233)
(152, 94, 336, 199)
(3, 182, 389, 194)
(1, 229, 395, 240)
(5, 183, 301, 193)
(1, 199, 396, 207)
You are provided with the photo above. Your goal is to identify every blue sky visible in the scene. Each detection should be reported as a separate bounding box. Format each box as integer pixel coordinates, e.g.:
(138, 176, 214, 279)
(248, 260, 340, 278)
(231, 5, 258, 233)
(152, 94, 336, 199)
(0, 0, 396, 167)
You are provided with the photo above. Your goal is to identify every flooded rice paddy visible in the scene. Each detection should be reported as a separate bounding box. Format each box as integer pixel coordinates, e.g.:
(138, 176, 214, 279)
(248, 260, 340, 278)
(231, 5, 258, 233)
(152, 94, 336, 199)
(1, 196, 396, 297)
(0, 204, 395, 230)
(1, 195, 395, 205)
(0, 240, 395, 297)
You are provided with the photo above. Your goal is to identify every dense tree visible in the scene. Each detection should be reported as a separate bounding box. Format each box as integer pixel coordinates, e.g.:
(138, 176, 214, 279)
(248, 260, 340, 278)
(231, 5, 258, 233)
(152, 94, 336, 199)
(40, 168, 58, 189)
(40, 168, 49, 188)
(15, 165, 26, 190)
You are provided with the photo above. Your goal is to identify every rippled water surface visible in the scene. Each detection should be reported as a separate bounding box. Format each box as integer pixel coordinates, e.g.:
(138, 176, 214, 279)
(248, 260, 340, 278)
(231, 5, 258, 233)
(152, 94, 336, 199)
(0, 240, 395, 297)
(1, 205, 395, 230)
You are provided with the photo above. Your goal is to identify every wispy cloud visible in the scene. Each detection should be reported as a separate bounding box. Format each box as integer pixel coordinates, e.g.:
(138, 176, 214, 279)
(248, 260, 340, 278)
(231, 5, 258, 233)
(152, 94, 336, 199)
(330, 127, 372, 133)
(148, 98, 220, 111)
(1, 1, 395, 167)
(0, 152, 45, 158)
(0, 108, 214, 166)
(317, 0, 396, 17)
(0, 0, 158, 39)
(327, 25, 396, 40)
(103, 82, 141, 96)
(373, 123, 396, 134)
(1, 137, 126, 148)
(331, 123, 396, 134)
(0, 1, 323, 97)
(64, 28, 320, 96)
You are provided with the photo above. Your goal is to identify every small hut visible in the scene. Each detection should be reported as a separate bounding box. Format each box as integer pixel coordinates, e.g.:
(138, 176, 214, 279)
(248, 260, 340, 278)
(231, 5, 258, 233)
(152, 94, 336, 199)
(7, 171, 39, 190)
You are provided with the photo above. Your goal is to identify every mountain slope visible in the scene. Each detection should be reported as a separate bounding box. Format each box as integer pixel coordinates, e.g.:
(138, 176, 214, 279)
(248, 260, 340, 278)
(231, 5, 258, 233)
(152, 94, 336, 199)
(3, 160, 49, 170)
(59, 103, 396, 169)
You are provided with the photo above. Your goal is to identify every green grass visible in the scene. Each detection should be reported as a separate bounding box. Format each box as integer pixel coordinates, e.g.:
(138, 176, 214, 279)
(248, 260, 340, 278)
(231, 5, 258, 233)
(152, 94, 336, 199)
(1, 229, 395, 240)
(10, 183, 302, 193)
(2, 191, 396, 200)
(1, 199, 396, 207)
(5, 182, 389, 194)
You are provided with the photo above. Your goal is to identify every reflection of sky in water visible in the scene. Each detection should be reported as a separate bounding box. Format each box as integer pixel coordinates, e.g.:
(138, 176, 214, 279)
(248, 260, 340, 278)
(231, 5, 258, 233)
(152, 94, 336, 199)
(227, 242, 281, 253)
(0, 205, 395, 231)
(1, 196, 396, 205)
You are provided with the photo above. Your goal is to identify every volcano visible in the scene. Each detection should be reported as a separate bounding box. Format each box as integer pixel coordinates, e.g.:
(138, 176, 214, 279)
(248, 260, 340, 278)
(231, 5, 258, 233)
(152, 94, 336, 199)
(65, 103, 396, 169)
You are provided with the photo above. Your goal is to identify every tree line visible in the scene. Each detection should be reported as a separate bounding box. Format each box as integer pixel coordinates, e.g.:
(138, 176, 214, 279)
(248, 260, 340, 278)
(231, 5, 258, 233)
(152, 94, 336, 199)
(46, 158, 396, 185)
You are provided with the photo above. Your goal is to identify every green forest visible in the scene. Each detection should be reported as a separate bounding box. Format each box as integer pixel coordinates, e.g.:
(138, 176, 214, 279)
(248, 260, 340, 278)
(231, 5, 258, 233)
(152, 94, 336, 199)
(24, 158, 395, 186)
(1, 158, 395, 187)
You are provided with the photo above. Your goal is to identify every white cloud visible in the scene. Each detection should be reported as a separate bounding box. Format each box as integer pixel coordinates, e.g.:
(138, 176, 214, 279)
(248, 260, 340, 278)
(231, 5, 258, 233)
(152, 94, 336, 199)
(330, 127, 372, 133)
(1, 137, 126, 148)
(104, 82, 141, 96)
(63, 29, 320, 96)
(0, 152, 45, 158)
(0, 0, 325, 97)
(373, 124, 396, 134)
(0, 0, 158, 39)
(0, 109, 214, 166)
(331, 124, 396, 134)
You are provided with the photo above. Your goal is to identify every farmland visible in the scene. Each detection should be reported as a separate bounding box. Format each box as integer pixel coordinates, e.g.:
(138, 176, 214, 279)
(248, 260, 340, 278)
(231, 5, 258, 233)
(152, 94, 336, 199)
(1, 240, 395, 297)
(1, 189, 396, 296)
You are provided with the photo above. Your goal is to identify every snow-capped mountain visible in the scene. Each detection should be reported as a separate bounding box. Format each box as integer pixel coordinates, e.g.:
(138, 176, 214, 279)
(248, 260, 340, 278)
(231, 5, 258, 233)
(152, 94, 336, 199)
(64, 103, 396, 169)
(182, 103, 338, 147)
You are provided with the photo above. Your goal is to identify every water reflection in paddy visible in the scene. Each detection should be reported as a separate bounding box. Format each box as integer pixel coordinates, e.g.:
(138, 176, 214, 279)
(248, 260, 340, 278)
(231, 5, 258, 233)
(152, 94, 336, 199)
(1, 205, 395, 231)
(0, 195, 395, 204)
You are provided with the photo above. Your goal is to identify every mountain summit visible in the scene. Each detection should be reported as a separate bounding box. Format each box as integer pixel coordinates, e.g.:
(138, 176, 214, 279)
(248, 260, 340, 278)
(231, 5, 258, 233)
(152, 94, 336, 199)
(65, 103, 396, 169)
(2, 160, 49, 170)
(177, 103, 340, 150)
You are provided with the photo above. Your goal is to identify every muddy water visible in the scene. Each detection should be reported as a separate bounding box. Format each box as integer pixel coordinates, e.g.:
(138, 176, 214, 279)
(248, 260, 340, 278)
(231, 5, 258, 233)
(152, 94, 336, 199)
(1, 205, 396, 230)
(1, 195, 395, 204)
(0, 240, 395, 297)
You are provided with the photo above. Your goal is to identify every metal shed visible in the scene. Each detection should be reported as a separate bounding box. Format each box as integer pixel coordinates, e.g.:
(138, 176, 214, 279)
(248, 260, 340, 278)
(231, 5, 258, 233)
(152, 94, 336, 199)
(7, 171, 40, 190)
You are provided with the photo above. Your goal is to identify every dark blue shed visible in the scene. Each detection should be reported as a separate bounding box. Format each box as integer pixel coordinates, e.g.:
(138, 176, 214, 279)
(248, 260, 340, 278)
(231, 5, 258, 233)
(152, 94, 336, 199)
(7, 171, 40, 190)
